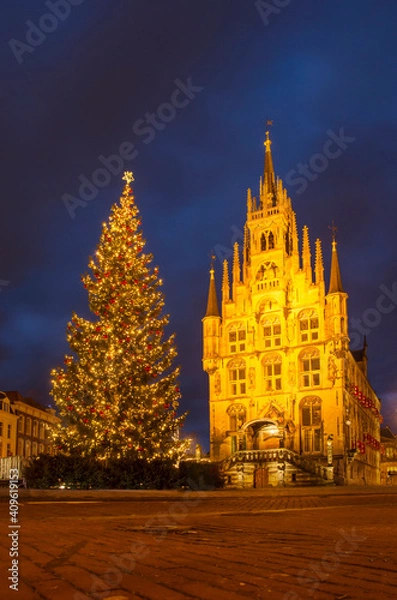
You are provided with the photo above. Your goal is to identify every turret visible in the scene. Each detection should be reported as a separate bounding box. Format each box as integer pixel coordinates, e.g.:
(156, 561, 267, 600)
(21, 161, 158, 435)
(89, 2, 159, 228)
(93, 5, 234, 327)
(325, 228, 348, 350)
(328, 238, 344, 294)
(205, 263, 220, 318)
(202, 262, 221, 370)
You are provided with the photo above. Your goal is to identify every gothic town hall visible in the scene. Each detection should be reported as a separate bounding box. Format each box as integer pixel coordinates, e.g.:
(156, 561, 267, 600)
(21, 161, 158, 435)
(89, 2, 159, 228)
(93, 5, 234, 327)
(202, 132, 382, 487)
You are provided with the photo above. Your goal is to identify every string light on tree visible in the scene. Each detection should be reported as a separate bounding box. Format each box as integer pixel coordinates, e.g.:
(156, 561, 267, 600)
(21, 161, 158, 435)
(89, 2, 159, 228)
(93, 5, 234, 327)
(50, 172, 188, 461)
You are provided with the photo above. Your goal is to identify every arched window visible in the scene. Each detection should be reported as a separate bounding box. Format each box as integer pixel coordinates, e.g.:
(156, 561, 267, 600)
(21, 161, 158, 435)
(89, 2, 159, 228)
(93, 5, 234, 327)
(228, 360, 246, 396)
(228, 324, 246, 353)
(268, 231, 275, 249)
(260, 233, 266, 251)
(300, 349, 321, 388)
(263, 354, 282, 391)
(299, 310, 319, 342)
(26, 418, 32, 435)
(32, 442, 38, 456)
(300, 397, 322, 453)
(18, 416, 24, 434)
(39, 423, 45, 439)
(263, 317, 281, 348)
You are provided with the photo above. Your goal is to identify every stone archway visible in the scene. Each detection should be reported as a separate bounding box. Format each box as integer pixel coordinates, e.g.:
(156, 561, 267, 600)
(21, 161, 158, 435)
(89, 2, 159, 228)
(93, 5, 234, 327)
(241, 418, 282, 450)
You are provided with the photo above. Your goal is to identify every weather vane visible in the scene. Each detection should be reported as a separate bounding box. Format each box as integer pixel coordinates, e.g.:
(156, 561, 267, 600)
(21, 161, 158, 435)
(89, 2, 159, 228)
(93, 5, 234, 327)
(265, 118, 274, 145)
(123, 171, 134, 184)
(328, 221, 338, 241)
(209, 250, 216, 269)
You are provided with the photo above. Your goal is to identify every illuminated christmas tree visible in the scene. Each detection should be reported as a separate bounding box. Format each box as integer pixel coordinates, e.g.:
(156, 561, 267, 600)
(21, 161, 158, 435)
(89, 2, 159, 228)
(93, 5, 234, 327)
(51, 172, 187, 461)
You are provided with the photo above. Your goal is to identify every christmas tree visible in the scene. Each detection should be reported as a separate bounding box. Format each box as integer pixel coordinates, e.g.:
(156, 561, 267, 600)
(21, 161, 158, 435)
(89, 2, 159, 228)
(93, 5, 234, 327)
(51, 172, 188, 461)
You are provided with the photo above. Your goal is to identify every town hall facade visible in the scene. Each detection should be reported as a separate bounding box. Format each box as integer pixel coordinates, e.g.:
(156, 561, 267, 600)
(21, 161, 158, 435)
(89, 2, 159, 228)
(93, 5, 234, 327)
(202, 132, 382, 487)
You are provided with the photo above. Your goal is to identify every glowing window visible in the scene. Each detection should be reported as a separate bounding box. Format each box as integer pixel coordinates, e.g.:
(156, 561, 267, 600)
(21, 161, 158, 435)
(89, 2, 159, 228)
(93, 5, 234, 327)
(299, 314, 319, 343)
(263, 355, 282, 391)
(301, 397, 322, 453)
(301, 350, 321, 387)
(229, 362, 247, 396)
(263, 319, 281, 348)
(228, 326, 246, 353)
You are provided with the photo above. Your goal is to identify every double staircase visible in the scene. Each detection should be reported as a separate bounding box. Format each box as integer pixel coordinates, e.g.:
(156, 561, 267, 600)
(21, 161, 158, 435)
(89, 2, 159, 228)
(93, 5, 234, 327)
(222, 448, 335, 487)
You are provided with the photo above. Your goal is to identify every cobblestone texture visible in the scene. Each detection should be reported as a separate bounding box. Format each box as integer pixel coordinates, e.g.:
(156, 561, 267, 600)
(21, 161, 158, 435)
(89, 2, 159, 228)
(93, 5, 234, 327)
(0, 487, 396, 599)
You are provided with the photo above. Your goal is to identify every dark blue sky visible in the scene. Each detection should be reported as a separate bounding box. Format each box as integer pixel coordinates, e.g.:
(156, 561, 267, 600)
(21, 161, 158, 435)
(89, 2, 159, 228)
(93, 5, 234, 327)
(1, 0, 397, 449)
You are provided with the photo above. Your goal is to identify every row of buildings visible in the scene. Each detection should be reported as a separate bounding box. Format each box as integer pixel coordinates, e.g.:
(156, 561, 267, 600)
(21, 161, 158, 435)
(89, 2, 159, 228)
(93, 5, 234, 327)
(0, 391, 60, 460)
(202, 132, 397, 487)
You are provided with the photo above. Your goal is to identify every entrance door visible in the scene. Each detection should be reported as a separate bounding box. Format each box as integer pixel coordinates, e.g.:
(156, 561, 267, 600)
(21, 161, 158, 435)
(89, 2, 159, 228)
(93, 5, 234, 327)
(254, 467, 269, 488)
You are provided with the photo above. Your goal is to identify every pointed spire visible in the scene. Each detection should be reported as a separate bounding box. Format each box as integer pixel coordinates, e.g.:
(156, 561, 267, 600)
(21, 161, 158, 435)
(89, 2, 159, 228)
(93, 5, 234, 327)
(222, 259, 230, 303)
(328, 239, 345, 294)
(292, 211, 298, 253)
(247, 188, 252, 215)
(264, 130, 275, 184)
(205, 257, 220, 317)
(315, 238, 324, 284)
(263, 130, 277, 205)
(233, 242, 241, 285)
(302, 225, 312, 283)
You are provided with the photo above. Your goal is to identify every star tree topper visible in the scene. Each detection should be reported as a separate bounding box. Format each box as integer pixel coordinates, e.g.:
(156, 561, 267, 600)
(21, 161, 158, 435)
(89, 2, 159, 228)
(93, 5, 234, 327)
(122, 171, 135, 184)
